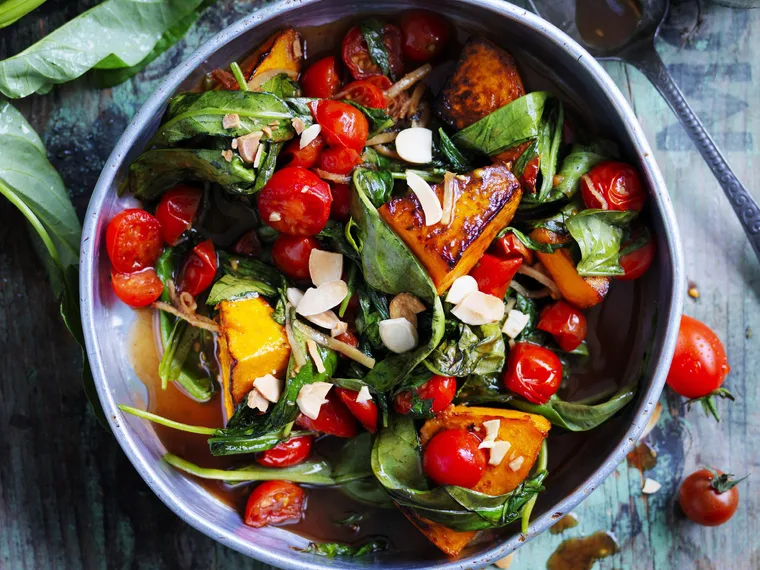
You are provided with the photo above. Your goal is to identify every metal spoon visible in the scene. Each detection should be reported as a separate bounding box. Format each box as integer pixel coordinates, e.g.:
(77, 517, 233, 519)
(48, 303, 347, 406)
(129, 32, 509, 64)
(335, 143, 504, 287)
(529, 0, 760, 260)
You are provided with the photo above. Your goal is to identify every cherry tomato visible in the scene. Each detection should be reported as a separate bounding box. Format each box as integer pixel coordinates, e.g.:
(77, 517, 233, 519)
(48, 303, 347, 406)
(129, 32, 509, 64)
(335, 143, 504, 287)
(365, 75, 392, 90)
(309, 100, 369, 152)
(338, 80, 387, 109)
(342, 24, 404, 80)
(503, 342, 562, 404)
(259, 167, 333, 235)
(279, 134, 326, 169)
(255, 435, 313, 468)
(491, 233, 534, 265)
(468, 253, 523, 299)
(244, 480, 306, 528)
(106, 209, 163, 273)
(178, 239, 217, 296)
(667, 315, 730, 399)
(394, 375, 457, 415)
(422, 428, 486, 488)
(400, 10, 451, 62)
(318, 147, 362, 175)
(519, 156, 541, 194)
(111, 268, 164, 308)
(537, 301, 587, 352)
(271, 235, 320, 280)
(300, 56, 341, 98)
(295, 392, 358, 437)
(679, 469, 741, 526)
(330, 183, 351, 222)
(154, 185, 202, 246)
(335, 387, 378, 433)
(618, 228, 655, 280)
(581, 160, 647, 212)
(232, 230, 262, 257)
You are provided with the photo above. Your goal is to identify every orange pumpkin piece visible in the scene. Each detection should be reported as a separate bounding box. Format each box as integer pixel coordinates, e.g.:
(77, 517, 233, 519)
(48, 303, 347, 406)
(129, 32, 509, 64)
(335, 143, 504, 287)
(530, 227, 610, 309)
(379, 164, 522, 295)
(241, 28, 303, 84)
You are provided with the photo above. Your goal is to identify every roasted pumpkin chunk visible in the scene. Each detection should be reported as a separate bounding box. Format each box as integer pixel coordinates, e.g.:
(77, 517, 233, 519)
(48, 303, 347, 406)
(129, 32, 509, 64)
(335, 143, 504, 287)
(406, 406, 550, 556)
(435, 38, 525, 131)
(379, 164, 522, 295)
(241, 27, 302, 82)
(216, 296, 290, 419)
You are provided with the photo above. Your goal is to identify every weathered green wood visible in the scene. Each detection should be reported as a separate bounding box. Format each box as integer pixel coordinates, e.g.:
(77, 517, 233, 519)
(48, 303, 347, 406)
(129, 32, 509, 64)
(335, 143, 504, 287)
(0, 1, 758, 569)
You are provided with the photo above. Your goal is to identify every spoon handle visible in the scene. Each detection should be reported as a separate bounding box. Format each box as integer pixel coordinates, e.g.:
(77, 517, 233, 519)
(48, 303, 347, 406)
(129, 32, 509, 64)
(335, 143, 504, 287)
(626, 45, 760, 260)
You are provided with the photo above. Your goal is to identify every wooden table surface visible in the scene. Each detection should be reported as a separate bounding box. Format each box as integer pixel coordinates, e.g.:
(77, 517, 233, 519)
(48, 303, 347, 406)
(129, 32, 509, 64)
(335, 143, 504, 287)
(1, 1, 758, 569)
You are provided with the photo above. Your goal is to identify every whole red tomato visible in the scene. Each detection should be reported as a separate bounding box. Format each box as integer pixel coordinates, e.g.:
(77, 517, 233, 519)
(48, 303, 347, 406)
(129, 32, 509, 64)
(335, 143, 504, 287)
(679, 469, 744, 526)
(244, 480, 305, 528)
(503, 342, 562, 404)
(255, 436, 313, 468)
(580, 160, 647, 212)
(338, 79, 387, 109)
(295, 392, 358, 437)
(111, 268, 164, 308)
(279, 134, 326, 169)
(318, 147, 362, 175)
(154, 185, 202, 246)
(393, 375, 457, 415)
(106, 209, 163, 273)
(400, 10, 451, 62)
(423, 428, 486, 488)
(341, 24, 404, 80)
(178, 239, 217, 296)
(537, 301, 587, 352)
(309, 100, 369, 152)
(330, 183, 351, 222)
(258, 167, 332, 236)
(271, 234, 320, 280)
(300, 56, 341, 98)
(335, 387, 378, 433)
(618, 228, 656, 280)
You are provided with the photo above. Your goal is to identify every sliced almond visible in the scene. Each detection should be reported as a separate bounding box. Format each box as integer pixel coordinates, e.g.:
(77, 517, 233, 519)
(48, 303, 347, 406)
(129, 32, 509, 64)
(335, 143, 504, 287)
(306, 339, 326, 373)
(483, 419, 501, 442)
(490, 441, 512, 466)
(291, 117, 306, 135)
(494, 553, 515, 569)
(252, 374, 282, 403)
(395, 127, 433, 164)
(296, 381, 333, 420)
(406, 171, 442, 226)
(253, 142, 265, 168)
(300, 123, 322, 149)
(445, 275, 478, 305)
(309, 249, 343, 286)
(508, 455, 525, 472)
(306, 310, 341, 330)
(379, 318, 419, 353)
(286, 287, 305, 306)
(331, 320, 348, 338)
(642, 478, 661, 494)
(502, 309, 530, 339)
(389, 292, 426, 328)
(222, 113, 241, 129)
(221, 149, 233, 162)
(451, 291, 505, 325)
(296, 280, 349, 316)
(247, 389, 270, 412)
(355, 385, 372, 403)
(237, 131, 263, 163)
(441, 171, 456, 225)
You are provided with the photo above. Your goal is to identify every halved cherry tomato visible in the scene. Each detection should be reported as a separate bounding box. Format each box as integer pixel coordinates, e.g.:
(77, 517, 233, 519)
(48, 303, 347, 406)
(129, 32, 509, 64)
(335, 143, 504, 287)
(279, 135, 326, 169)
(106, 209, 163, 273)
(580, 160, 647, 212)
(679, 469, 742, 526)
(255, 435, 313, 468)
(244, 480, 305, 528)
(154, 185, 202, 246)
(335, 387, 378, 433)
(469, 254, 522, 299)
(272, 235, 320, 280)
(111, 268, 164, 308)
(338, 79, 387, 109)
(400, 10, 451, 62)
(667, 315, 730, 399)
(503, 342, 562, 404)
(394, 375, 457, 415)
(330, 183, 351, 222)
(422, 428, 485, 488)
(178, 239, 217, 296)
(519, 156, 541, 194)
(342, 24, 404, 80)
(300, 56, 341, 98)
(537, 301, 587, 352)
(491, 233, 534, 265)
(618, 228, 655, 280)
(232, 230, 262, 257)
(365, 75, 392, 90)
(335, 331, 359, 347)
(295, 392, 358, 437)
(309, 100, 369, 152)
(318, 147, 362, 175)
(259, 167, 333, 235)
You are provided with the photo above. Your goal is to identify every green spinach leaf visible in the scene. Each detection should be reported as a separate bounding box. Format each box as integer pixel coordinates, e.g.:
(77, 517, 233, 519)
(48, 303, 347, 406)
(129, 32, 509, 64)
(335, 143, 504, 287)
(0, 0, 47, 29)
(206, 274, 276, 305)
(260, 73, 300, 98)
(553, 149, 605, 198)
(437, 128, 472, 173)
(353, 167, 394, 208)
(207, 428, 312, 456)
(297, 539, 388, 558)
(218, 252, 284, 290)
(456, 374, 513, 404)
(346, 101, 394, 136)
(565, 209, 637, 277)
(536, 100, 564, 201)
(425, 322, 505, 377)
(360, 18, 392, 78)
(253, 141, 283, 192)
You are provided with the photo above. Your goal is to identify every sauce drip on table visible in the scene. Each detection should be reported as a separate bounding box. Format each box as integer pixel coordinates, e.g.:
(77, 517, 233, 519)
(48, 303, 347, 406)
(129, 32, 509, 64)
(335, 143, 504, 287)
(549, 512, 580, 535)
(547, 531, 619, 570)
(627, 440, 658, 471)
(575, 0, 642, 49)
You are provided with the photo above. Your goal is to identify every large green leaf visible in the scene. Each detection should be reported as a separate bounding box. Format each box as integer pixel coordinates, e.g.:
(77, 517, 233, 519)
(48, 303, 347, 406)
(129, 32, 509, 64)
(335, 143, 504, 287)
(565, 209, 637, 277)
(0, 0, 47, 29)
(0, 0, 213, 98)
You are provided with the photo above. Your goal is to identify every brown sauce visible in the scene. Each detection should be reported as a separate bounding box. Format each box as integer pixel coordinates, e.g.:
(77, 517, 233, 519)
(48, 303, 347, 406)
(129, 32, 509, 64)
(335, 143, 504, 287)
(575, 0, 642, 49)
(550, 513, 580, 535)
(627, 441, 657, 471)
(547, 531, 619, 570)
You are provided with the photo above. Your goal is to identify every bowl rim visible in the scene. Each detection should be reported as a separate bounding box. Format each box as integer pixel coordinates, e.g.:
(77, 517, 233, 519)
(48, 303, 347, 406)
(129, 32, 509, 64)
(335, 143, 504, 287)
(80, 0, 685, 568)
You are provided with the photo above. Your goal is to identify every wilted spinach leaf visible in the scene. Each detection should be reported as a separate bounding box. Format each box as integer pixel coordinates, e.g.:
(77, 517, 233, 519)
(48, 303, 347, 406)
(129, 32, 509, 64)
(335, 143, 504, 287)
(565, 209, 637, 277)
(360, 18, 392, 78)
(297, 539, 388, 558)
(425, 322, 505, 377)
(346, 101, 394, 136)
(260, 73, 300, 98)
(207, 427, 312, 456)
(437, 128, 472, 173)
(456, 374, 512, 404)
(353, 167, 394, 208)
(206, 275, 275, 305)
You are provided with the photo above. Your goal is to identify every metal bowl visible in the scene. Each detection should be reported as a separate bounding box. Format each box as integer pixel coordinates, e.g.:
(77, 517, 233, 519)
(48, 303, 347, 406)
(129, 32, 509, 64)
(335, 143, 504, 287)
(80, 0, 685, 567)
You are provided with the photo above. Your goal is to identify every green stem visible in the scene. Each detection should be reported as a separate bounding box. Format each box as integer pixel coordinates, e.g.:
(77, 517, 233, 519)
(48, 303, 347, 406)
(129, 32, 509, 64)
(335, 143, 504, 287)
(230, 62, 249, 91)
(339, 263, 357, 318)
(0, 0, 47, 28)
(521, 440, 548, 533)
(118, 405, 217, 434)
